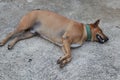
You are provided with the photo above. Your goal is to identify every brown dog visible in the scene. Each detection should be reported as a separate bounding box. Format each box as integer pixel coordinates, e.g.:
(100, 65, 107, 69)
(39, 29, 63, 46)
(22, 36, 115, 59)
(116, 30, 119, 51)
(0, 10, 109, 68)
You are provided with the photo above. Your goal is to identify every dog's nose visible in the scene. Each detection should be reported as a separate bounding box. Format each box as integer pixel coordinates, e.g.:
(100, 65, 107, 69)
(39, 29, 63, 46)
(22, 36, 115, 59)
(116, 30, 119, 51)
(105, 37, 109, 42)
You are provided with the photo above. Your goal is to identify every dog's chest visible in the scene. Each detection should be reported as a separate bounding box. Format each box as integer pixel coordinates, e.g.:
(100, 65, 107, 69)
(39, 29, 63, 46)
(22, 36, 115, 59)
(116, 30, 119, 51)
(70, 43, 82, 48)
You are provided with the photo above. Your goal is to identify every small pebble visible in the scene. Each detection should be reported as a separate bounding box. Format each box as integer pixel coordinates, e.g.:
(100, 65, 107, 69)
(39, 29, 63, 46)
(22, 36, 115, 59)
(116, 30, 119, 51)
(28, 59, 32, 62)
(116, 26, 120, 29)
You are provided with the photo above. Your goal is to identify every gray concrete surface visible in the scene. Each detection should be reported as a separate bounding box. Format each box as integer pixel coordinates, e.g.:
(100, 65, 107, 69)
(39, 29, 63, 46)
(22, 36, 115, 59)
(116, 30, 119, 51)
(0, 0, 120, 80)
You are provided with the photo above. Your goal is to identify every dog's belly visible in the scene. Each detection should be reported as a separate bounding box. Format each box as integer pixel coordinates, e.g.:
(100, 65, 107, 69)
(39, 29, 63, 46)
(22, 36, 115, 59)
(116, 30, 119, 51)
(30, 23, 64, 44)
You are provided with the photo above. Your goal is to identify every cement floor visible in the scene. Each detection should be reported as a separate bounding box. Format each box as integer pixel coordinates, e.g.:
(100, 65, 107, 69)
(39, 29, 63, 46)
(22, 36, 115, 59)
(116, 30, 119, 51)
(0, 0, 120, 80)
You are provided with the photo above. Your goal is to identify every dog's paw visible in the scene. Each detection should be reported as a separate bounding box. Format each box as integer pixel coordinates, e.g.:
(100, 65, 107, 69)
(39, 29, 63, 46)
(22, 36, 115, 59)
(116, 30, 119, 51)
(57, 59, 60, 64)
(59, 59, 67, 68)
(59, 57, 72, 68)
(8, 45, 13, 50)
(57, 59, 61, 64)
(0, 42, 4, 47)
(57, 57, 62, 64)
(59, 63, 65, 68)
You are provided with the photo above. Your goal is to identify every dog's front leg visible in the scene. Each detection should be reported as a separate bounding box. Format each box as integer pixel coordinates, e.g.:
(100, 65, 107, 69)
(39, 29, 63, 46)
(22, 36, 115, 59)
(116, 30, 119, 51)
(57, 38, 72, 68)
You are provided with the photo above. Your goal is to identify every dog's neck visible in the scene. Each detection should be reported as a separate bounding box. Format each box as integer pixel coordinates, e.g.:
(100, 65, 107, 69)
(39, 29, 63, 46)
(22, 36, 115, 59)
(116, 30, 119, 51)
(84, 24, 92, 41)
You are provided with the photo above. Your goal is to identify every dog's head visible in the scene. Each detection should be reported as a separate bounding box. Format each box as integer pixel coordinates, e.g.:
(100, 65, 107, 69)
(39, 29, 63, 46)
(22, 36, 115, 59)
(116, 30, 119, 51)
(90, 19, 109, 44)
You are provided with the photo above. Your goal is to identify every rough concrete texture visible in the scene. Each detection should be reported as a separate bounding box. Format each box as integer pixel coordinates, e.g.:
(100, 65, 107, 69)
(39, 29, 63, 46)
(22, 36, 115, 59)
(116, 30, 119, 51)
(0, 0, 120, 80)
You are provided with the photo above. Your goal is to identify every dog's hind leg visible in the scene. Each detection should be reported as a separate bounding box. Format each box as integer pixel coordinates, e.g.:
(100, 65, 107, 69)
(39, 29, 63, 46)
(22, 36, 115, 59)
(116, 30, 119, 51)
(7, 31, 37, 50)
(0, 28, 25, 47)
(0, 22, 31, 47)
(0, 12, 36, 47)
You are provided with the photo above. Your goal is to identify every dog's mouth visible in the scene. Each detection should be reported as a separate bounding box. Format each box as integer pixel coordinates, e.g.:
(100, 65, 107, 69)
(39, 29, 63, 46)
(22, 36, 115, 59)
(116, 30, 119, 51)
(96, 34, 108, 44)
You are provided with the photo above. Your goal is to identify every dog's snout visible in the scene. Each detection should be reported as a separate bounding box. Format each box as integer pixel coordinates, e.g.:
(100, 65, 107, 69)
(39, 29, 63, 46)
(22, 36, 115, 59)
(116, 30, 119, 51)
(96, 34, 109, 43)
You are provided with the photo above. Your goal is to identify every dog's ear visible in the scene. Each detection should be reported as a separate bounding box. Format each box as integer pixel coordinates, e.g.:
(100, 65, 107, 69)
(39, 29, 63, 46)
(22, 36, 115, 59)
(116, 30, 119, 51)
(94, 19, 100, 27)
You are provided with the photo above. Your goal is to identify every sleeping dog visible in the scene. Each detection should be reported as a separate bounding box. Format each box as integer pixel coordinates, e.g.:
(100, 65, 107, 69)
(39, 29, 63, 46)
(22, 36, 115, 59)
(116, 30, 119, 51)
(0, 10, 109, 68)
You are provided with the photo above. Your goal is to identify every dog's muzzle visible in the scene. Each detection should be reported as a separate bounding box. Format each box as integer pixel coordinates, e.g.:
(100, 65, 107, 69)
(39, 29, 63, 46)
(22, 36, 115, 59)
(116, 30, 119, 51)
(96, 34, 109, 44)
